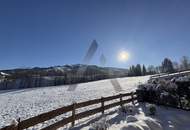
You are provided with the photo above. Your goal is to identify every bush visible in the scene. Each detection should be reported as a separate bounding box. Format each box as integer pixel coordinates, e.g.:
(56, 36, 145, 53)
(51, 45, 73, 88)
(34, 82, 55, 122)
(89, 117, 109, 130)
(119, 105, 128, 114)
(118, 104, 137, 115)
(148, 104, 156, 115)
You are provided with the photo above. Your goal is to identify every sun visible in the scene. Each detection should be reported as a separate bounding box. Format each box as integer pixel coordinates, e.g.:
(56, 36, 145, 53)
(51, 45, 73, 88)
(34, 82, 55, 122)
(118, 51, 130, 62)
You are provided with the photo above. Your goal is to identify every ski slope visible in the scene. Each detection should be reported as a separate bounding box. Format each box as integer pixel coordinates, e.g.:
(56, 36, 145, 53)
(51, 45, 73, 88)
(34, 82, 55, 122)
(0, 76, 150, 128)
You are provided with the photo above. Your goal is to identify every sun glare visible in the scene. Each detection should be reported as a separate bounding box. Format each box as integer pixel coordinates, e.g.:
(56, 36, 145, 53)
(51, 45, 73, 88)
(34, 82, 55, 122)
(118, 51, 130, 62)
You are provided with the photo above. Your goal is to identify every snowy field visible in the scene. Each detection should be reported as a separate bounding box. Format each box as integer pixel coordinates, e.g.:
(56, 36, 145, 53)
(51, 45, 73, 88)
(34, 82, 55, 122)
(72, 103, 190, 130)
(0, 76, 150, 128)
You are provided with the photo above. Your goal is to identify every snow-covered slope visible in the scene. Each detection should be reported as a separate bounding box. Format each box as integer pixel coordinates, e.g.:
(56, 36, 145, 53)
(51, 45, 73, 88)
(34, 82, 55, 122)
(0, 76, 150, 128)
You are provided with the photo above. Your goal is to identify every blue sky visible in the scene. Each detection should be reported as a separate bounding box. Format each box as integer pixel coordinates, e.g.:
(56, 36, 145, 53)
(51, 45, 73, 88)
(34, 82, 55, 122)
(0, 0, 190, 69)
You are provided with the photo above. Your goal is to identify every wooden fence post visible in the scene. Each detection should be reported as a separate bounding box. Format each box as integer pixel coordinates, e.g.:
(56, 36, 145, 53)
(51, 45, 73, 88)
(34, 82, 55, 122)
(101, 97, 105, 114)
(131, 92, 135, 105)
(71, 102, 76, 127)
(17, 118, 20, 130)
(120, 94, 123, 107)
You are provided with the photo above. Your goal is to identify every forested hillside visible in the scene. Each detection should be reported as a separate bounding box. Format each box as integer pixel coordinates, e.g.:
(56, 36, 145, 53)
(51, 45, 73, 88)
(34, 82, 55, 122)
(0, 64, 129, 90)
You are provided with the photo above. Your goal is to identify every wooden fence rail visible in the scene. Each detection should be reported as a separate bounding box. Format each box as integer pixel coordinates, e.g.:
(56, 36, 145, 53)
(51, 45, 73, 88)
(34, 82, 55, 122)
(1, 92, 137, 130)
(150, 69, 190, 80)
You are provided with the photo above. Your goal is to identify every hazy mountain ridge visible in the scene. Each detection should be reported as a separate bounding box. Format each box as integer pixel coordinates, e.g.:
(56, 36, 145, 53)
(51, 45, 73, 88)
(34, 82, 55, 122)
(0, 64, 129, 90)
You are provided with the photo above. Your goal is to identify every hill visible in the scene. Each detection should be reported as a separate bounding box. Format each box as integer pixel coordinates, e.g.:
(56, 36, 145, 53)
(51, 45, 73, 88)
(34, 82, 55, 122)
(0, 64, 129, 90)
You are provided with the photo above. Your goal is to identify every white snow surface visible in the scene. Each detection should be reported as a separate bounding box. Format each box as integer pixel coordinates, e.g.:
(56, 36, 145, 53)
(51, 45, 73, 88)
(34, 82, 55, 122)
(73, 103, 190, 130)
(0, 76, 150, 128)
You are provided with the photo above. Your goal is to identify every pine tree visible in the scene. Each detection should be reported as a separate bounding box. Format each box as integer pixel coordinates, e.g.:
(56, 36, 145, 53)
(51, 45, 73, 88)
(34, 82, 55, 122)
(161, 58, 174, 73)
(180, 56, 190, 70)
(142, 65, 147, 76)
(136, 64, 142, 76)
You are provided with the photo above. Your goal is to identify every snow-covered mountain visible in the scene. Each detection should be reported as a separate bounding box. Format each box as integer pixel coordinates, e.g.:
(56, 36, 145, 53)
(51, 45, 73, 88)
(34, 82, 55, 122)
(0, 64, 129, 90)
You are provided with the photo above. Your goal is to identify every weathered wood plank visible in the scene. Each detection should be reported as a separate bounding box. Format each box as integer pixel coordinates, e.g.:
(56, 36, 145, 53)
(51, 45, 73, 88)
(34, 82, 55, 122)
(42, 107, 103, 130)
(0, 125, 18, 130)
(76, 98, 101, 108)
(18, 104, 73, 129)
(41, 116, 73, 130)
(75, 107, 102, 120)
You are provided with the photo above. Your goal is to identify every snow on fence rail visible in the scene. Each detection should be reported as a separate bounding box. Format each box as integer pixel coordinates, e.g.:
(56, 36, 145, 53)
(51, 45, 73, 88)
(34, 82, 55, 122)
(0, 92, 137, 130)
(150, 69, 190, 80)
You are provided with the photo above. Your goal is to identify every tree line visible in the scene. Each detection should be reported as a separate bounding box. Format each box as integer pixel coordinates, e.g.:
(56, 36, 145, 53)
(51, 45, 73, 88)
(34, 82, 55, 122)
(128, 56, 190, 76)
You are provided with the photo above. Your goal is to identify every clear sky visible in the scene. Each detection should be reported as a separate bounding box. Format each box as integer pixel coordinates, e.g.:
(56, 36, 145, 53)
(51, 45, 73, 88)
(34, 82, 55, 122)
(0, 0, 190, 69)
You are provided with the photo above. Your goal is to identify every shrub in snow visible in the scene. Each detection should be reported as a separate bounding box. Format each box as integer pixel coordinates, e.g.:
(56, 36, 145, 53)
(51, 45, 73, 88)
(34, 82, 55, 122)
(138, 78, 180, 105)
(89, 117, 109, 130)
(118, 104, 137, 115)
(145, 84, 156, 91)
(137, 84, 158, 103)
(167, 83, 178, 92)
(154, 84, 164, 92)
(141, 79, 178, 93)
(11, 119, 18, 126)
(149, 105, 156, 115)
(160, 92, 179, 106)
(146, 104, 156, 115)
(171, 77, 176, 83)
(138, 75, 190, 109)
(126, 115, 138, 123)
(126, 105, 137, 114)
(137, 84, 147, 91)
(119, 105, 128, 114)
(176, 76, 190, 82)
(181, 97, 190, 108)
(160, 91, 169, 99)
(158, 79, 167, 86)
(137, 84, 156, 91)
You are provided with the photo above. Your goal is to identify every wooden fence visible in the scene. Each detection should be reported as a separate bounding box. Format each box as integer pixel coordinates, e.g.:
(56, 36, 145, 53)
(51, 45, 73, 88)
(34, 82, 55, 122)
(1, 92, 137, 130)
(150, 69, 190, 80)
